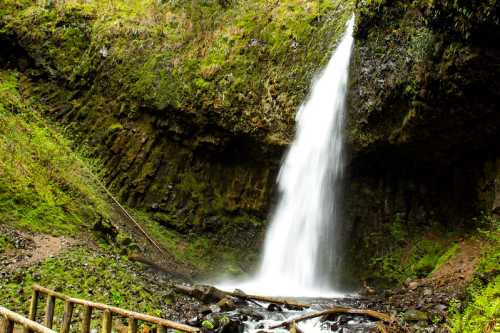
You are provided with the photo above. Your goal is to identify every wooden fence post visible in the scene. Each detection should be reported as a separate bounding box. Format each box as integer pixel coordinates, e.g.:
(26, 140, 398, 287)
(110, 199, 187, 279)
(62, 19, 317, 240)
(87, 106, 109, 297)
(61, 301, 74, 333)
(128, 318, 137, 333)
(1, 316, 14, 333)
(23, 289, 39, 333)
(81, 305, 92, 333)
(101, 310, 112, 333)
(44, 295, 56, 329)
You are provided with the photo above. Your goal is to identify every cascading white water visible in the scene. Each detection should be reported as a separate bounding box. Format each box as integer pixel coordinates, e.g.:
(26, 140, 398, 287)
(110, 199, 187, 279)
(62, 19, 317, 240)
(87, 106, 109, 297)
(219, 16, 355, 298)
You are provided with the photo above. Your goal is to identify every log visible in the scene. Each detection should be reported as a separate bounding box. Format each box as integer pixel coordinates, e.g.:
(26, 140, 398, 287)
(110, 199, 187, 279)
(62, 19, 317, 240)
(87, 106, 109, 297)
(173, 284, 309, 309)
(269, 307, 393, 329)
(288, 321, 303, 333)
(61, 301, 74, 333)
(44, 296, 55, 329)
(227, 291, 308, 310)
(376, 321, 388, 333)
(0, 307, 56, 333)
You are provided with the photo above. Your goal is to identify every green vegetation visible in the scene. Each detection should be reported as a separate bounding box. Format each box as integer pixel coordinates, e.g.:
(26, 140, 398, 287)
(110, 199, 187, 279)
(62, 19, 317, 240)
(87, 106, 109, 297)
(134, 209, 255, 275)
(0, 70, 112, 236)
(0, 246, 168, 320)
(0, 0, 355, 139)
(0, 233, 12, 253)
(448, 216, 500, 332)
(369, 236, 453, 287)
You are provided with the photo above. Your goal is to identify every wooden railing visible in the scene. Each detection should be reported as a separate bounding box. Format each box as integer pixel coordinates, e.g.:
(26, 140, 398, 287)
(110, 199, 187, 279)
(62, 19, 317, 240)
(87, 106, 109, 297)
(28, 284, 200, 333)
(0, 306, 56, 333)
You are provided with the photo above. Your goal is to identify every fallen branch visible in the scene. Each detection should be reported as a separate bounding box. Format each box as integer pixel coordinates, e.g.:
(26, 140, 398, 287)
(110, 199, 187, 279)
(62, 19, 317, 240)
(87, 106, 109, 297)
(376, 321, 389, 333)
(173, 285, 309, 309)
(227, 290, 309, 310)
(269, 306, 392, 329)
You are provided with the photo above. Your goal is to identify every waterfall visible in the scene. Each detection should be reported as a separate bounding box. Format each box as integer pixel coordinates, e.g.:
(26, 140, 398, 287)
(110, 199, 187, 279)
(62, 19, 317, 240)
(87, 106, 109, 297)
(219, 16, 355, 297)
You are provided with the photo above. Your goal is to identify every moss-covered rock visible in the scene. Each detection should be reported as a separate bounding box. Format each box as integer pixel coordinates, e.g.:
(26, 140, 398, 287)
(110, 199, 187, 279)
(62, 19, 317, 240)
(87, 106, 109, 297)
(340, 0, 500, 287)
(0, 0, 357, 268)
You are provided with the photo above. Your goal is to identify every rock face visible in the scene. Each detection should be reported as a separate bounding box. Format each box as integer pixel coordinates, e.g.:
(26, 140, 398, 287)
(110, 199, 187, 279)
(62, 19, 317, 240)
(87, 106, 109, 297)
(341, 0, 500, 286)
(0, 0, 354, 269)
(1, 0, 499, 281)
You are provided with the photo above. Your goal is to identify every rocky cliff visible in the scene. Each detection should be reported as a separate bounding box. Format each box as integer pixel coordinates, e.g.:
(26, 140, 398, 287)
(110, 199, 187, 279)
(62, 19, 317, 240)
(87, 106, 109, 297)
(343, 0, 500, 286)
(1, 0, 498, 282)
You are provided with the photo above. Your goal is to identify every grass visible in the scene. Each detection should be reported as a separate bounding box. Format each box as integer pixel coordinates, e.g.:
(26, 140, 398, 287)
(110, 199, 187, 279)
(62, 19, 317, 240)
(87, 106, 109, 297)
(0, 69, 112, 236)
(369, 233, 454, 287)
(447, 215, 500, 332)
(0, 246, 170, 324)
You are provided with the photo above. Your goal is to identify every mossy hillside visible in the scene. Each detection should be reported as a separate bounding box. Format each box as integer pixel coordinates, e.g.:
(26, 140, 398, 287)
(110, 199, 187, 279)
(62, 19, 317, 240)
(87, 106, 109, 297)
(0, 67, 259, 275)
(360, 228, 458, 288)
(448, 217, 499, 332)
(21, 76, 273, 262)
(0, 246, 177, 324)
(355, 214, 499, 291)
(1, 0, 355, 144)
(133, 209, 260, 276)
(0, 70, 113, 236)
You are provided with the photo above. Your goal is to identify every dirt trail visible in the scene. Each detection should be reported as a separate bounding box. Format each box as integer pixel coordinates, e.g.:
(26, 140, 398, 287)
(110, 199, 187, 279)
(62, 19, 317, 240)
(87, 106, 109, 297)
(429, 239, 482, 284)
(0, 226, 76, 275)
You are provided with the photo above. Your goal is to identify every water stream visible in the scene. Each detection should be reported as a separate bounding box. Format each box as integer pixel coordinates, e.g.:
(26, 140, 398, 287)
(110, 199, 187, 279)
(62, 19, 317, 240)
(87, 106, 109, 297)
(220, 16, 355, 299)
(213, 16, 360, 333)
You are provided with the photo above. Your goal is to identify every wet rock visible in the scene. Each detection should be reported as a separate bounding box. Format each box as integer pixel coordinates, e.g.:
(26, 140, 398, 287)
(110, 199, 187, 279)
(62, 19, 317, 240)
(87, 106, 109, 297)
(217, 297, 236, 311)
(187, 316, 201, 327)
(209, 304, 221, 313)
(267, 303, 282, 312)
(238, 308, 265, 321)
(219, 317, 243, 333)
(199, 305, 212, 315)
(404, 309, 428, 322)
(423, 288, 432, 296)
(435, 304, 447, 312)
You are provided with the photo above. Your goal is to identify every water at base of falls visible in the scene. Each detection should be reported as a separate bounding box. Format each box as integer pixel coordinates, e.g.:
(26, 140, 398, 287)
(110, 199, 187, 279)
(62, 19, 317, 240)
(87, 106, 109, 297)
(219, 16, 356, 298)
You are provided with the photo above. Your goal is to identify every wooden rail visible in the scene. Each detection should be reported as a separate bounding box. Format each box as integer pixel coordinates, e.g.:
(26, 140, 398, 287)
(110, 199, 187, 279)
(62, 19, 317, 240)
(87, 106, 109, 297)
(29, 284, 200, 333)
(0, 306, 56, 333)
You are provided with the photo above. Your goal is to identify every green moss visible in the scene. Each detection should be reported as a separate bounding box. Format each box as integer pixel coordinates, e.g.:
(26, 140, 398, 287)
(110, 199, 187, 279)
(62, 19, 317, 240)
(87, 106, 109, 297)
(0, 234, 12, 253)
(0, 70, 112, 236)
(448, 221, 499, 333)
(131, 209, 256, 276)
(369, 233, 453, 287)
(0, 246, 168, 319)
(1, 0, 355, 139)
(431, 243, 459, 274)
